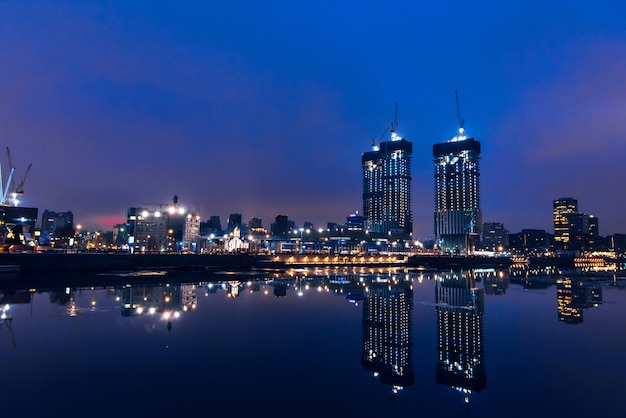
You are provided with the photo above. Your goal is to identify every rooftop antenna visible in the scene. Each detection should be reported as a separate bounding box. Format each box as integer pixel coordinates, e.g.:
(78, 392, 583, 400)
(455, 90, 465, 133)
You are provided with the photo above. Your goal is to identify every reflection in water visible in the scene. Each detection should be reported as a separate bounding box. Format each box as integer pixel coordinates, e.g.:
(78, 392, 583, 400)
(556, 278, 602, 324)
(360, 273, 414, 394)
(435, 271, 486, 405)
(481, 270, 510, 296)
(120, 284, 198, 330)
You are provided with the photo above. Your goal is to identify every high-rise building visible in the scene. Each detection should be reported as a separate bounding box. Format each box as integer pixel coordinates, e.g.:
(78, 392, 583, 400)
(361, 115, 412, 239)
(553, 197, 578, 250)
(433, 124, 482, 254)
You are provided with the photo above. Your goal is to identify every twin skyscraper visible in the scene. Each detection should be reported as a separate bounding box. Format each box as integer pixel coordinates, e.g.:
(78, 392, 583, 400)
(362, 102, 482, 254)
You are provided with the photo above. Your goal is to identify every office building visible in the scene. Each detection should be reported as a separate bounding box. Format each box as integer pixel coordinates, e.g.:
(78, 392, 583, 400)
(183, 211, 201, 252)
(362, 118, 412, 239)
(553, 197, 578, 250)
(433, 126, 482, 253)
(41, 210, 74, 237)
(481, 221, 508, 251)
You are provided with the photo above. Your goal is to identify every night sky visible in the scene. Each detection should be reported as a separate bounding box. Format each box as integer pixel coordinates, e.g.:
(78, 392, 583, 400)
(2, 1, 625, 239)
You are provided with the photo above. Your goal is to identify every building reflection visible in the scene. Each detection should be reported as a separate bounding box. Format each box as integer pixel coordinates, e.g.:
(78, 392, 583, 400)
(120, 284, 197, 330)
(360, 274, 414, 394)
(435, 271, 486, 404)
(480, 269, 510, 296)
(556, 278, 602, 324)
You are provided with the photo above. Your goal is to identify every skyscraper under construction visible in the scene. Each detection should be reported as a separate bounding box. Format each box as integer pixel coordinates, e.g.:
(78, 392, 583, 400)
(362, 107, 413, 239)
(433, 93, 482, 253)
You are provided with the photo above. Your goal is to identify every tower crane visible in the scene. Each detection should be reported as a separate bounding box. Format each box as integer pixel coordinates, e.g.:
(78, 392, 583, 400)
(14, 162, 32, 196)
(371, 126, 388, 151)
(0, 149, 15, 206)
(1, 147, 31, 206)
(455, 90, 465, 132)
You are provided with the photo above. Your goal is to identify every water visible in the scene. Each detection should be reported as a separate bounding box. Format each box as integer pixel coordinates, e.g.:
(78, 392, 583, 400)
(1, 267, 625, 417)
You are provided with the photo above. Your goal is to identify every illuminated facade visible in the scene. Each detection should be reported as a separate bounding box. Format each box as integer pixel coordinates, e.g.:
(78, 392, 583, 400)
(362, 128, 412, 238)
(183, 211, 201, 252)
(361, 279, 414, 393)
(435, 273, 486, 401)
(481, 221, 508, 251)
(433, 130, 482, 254)
(553, 198, 578, 250)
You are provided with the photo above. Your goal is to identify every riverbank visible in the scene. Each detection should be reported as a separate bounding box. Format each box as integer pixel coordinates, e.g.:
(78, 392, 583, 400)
(0, 252, 278, 273)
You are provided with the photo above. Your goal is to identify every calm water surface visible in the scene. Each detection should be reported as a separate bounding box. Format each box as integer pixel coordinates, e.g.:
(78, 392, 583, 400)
(1, 267, 625, 417)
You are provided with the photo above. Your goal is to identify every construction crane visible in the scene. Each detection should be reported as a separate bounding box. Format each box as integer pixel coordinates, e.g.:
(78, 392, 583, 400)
(0, 157, 15, 206)
(14, 162, 32, 195)
(371, 126, 388, 151)
(455, 90, 465, 132)
(1, 147, 31, 206)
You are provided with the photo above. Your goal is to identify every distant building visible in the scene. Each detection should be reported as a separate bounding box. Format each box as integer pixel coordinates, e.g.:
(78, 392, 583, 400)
(126, 207, 168, 253)
(126, 205, 197, 253)
(345, 211, 364, 232)
(41, 210, 74, 237)
(200, 215, 222, 235)
(553, 198, 599, 252)
(183, 211, 201, 252)
(362, 117, 412, 239)
(248, 217, 263, 229)
(610, 234, 626, 255)
(553, 197, 578, 250)
(509, 229, 550, 254)
(227, 213, 242, 230)
(481, 221, 508, 251)
(271, 215, 289, 237)
(567, 213, 599, 251)
(433, 126, 482, 254)
(248, 217, 267, 236)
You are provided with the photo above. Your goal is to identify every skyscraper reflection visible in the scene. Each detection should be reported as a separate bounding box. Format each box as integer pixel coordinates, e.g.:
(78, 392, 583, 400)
(556, 278, 602, 324)
(361, 275, 414, 394)
(435, 271, 486, 403)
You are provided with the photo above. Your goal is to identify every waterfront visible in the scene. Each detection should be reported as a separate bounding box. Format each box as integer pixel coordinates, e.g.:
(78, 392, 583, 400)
(1, 267, 625, 417)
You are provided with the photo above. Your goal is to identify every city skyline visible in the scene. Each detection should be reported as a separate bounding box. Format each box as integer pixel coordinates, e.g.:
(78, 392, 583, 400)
(2, 1, 626, 239)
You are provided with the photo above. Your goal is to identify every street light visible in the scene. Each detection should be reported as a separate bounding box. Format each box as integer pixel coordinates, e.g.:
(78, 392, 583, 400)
(146, 235, 151, 253)
(298, 228, 311, 254)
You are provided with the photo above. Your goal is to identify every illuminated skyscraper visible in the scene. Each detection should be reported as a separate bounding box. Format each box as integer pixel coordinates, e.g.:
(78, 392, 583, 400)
(433, 123, 482, 253)
(553, 197, 578, 250)
(362, 111, 412, 239)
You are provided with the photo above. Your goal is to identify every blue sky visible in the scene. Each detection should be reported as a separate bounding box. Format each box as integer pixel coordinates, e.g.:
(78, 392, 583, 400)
(2, 1, 625, 239)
